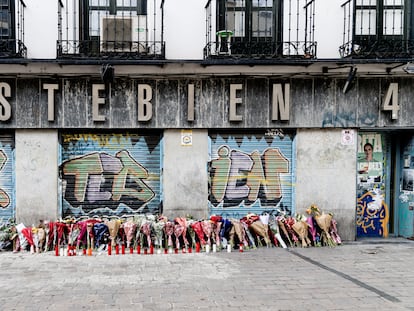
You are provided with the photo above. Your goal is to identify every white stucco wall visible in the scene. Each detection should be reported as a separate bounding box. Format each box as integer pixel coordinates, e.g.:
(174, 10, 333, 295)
(24, 0, 57, 59)
(163, 129, 209, 219)
(22, 0, 345, 60)
(15, 130, 59, 225)
(295, 128, 357, 241)
(163, 0, 206, 60)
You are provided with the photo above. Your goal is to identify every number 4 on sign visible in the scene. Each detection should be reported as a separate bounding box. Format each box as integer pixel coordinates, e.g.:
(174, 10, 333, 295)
(382, 83, 399, 120)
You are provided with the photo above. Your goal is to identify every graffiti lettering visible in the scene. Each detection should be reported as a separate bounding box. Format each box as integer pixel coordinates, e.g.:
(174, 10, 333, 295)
(0, 150, 10, 208)
(210, 146, 289, 206)
(61, 150, 155, 211)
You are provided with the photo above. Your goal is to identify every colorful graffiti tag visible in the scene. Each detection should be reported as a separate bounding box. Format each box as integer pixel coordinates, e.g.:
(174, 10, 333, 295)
(356, 190, 389, 237)
(209, 131, 294, 218)
(0, 150, 10, 208)
(0, 137, 14, 221)
(356, 133, 388, 237)
(60, 133, 161, 217)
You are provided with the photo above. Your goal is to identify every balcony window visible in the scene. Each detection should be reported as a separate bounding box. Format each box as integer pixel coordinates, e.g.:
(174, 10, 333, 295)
(0, 0, 26, 58)
(340, 0, 412, 58)
(204, 0, 317, 59)
(57, 0, 165, 60)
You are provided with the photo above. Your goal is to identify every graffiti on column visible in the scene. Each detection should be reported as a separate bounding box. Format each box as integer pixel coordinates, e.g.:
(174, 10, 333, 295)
(60, 133, 161, 217)
(356, 133, 388, 237)
(209, 132, 294, 218)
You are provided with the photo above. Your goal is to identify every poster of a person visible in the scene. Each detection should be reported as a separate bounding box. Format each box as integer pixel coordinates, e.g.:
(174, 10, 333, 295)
(358, 142, 382, 175)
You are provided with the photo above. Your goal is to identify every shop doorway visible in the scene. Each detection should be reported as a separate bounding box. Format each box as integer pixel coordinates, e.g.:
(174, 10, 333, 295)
(357, 131, 414, 239)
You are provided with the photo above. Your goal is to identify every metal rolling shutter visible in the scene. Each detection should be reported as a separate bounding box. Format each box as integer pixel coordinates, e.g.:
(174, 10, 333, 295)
(0, 133, 15, 222)
(208, 130, 295, 219)
(59, 131, 162, 218)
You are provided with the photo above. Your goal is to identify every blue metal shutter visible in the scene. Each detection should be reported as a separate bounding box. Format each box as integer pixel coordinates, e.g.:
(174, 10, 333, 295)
(59, 131, 162, 218)
(208, 130, 295, 219)
(0, 133, 15, 222)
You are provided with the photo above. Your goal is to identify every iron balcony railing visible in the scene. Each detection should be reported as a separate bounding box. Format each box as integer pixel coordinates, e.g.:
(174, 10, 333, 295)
(0, 0, 27, 58)
(204, 0, 317, 60)
(340, 0, 414, 58)
(204, 39, 317, 59)
(57, 39, 165, 60)
(57, 0, 165, 60)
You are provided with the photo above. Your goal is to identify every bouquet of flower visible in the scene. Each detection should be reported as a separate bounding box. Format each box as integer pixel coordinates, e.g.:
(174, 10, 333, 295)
(152, 220, 165, 250)
(201, 220, 213, 247)
(140, 220, 153, 249)
(191, 221, 206, 245)
(93, 222, 109, 249)
(306, 216, 321, 247)
(123, 220, 137, 249)
(36, 226, 46, 253)
(174, 223, 185, 250)
(229, 219, 247, 248)
(239, 220, 257, 248)
(219, 218, 233, 247)
(163, 221, 175, 249)
(174, 217, 189, 249)
(276, 216, 293, 247)
(268, 217, 287, 248)
(306, 204, 337, 247)
(211, 218, 222, 249)
(330, 218, 342, 245)
(106, 219, 121, 249)
(292, 214, 311, 248)
(132, 215, 146, 249)
(186, 219, 197, 248)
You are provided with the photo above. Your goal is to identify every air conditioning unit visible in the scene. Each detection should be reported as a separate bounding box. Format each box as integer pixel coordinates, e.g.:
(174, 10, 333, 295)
(100, 16, 147, 53)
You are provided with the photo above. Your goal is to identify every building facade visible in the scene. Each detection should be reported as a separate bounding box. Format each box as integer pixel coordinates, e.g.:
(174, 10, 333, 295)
(0, 0, 413, 241)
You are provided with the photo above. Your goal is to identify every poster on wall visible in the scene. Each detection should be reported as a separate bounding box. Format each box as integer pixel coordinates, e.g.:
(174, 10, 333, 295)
(402, 169, 414, 192)
(356, 132, 389, 238)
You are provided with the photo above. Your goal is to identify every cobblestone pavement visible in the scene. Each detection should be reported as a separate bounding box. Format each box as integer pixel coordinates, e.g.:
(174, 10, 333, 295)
(0, 239, 413, 311)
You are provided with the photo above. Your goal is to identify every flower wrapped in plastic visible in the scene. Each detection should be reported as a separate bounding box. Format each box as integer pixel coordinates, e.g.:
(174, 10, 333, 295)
(240, 220, 257, 248)
(152, 220, 165, 250)
(122, 220, 137, 249)
(106, 218, 121, 248)
(93, 222, 109, 249)
(210, 217, 222, 249)
(306, 215, 321, 247)
(140, 220, 153, 249)
(284, 216, 300, 247)
(201, 220, 213, 247)
(163, 221, 175, 249)
(190, 221, 206, 245)
(174, 217, 189, 249)
(186, 219, 197, 249)
(276, 215, 293, 247)
(306, 204, 337, 247)
(132, 215, 146, 249)
(330, 218, 342, 245)
(219, 218, 233, 247)
(36, 226, 46, 252)
(246, 214, 271, 247)
(229, 219, 247, 248)
(268, 216, 287, 248)
(292, 214, 311, 248)
(174, 223, 185, 250)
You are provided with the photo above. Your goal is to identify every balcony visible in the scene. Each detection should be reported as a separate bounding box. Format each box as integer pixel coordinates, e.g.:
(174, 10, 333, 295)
(204, 0, 317, 60)
(340, 0, 414, 59)
(56, 0, 165, 60)
(0, 0, 27, 58)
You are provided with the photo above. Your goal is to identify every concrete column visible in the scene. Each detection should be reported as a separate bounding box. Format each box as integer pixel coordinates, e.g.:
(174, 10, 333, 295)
(163, 129, 209, 219)
(15, 130, 59, 226)
(295, 128, 357, 241)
